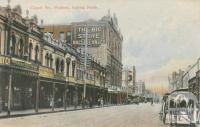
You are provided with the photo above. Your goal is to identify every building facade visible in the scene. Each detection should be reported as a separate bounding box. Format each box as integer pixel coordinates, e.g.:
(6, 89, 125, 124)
(168, 69, 186, 91)
(44, 12, 123, 104)
(122, 66, 136, 101)
(0, 4, 106, 115)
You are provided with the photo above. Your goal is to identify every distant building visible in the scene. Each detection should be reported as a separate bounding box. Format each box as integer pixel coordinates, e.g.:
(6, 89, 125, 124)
(122, 66, 136, 96)
(132, 66, 136, 93)
(135, 81, 145, 95)
(43, 25, 72, 43)
(169, 69, 185, 91)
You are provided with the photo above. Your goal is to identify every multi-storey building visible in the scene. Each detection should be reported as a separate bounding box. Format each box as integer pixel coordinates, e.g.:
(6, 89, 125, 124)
(0, 4, 106, 115)
(121, 66, 136, 102)
(43, 25, 72, 43)
(168, 69, 185, 91)
(44, 12, 123, 104)
(135, 81, 145, 95)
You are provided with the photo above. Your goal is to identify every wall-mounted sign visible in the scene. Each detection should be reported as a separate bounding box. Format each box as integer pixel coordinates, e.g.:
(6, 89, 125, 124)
(74, 25, 105, 47)
(54, 72, 65, 81)
(13, 69, 38, 77)
(0, 55, 10, 65)
(39, 66, 54, 78)
(11, 58, 38, 71)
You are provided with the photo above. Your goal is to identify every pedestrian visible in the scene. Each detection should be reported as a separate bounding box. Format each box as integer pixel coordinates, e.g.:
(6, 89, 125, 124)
(98, 98, 101, 107)
(151, 99, 153, 105)
(89, 97, 93, 108)
(50, 97, 54, 108)
(100, 98, 104, 107)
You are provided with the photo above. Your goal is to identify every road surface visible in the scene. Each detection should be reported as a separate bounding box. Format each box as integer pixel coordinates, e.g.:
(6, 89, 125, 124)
(0, 103, 167, 127)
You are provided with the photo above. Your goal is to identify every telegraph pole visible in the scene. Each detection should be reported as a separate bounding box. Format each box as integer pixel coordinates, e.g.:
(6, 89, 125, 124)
(83, 24, 88, 108)
(197, 58, 200, 103)
(126, 70, 128, 100)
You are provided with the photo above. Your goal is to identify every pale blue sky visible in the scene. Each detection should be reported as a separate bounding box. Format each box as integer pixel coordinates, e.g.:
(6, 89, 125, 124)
(1, 0, 200, 90)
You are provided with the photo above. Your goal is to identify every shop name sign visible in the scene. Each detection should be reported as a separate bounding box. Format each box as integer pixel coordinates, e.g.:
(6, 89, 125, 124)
(39, 66, 54, 78)
(75, 25, 105, 47)
(11, 58, 38, 71)
(0, 55, 10, 65)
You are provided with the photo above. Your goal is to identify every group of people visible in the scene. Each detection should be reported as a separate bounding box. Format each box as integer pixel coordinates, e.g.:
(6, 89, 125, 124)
(81, 97, 104, 108)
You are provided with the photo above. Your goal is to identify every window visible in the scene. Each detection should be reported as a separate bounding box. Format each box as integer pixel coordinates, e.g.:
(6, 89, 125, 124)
(61, 60, 64, 73)
(11, 34, 16, 55)
(66, 32, 71, 43)
(72, 61, 75, 77)
(81, 71, 84, 80)
(79, 70, 81, 79)
(66, 58, 71, 76)
(35, 45, 39, 62)
(50, 54, 53, 68)
(45, 53, 49, 66)
(29, 42, 33, 60)
(19, 38, 24, 57)
(59, 32, 65, 41)
(56, 58, 60, 73)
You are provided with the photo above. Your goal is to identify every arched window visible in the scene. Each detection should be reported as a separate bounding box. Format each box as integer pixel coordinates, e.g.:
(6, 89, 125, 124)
(55, 58, 60, 73)
(66, 58, 71, 76)
(19, 38, 24, 57)
(61, 60, 64, 73)
(11, 34, 16, 55)
(72, 61, 75, 77)
(35, 45, 39, 62)
(50, 54, 53, 68)
(45, 53, 49, 66)
(29, 42, 33, 60)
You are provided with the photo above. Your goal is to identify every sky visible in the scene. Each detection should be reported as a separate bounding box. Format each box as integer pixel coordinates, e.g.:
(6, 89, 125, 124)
(1, 0, 200, 91)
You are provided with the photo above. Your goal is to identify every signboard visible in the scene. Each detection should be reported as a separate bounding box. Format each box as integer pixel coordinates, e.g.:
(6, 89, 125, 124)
(13, 69, 38, 77)
(74, 25, 105, 47)
(54, 72, 65, 81)
(11, 58, 38, 71)
(39, 66, 54, 78)
(0, 55, 10, 65)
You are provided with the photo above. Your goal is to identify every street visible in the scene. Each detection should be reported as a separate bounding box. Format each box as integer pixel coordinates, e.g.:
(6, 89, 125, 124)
(0, 103, 167, 127)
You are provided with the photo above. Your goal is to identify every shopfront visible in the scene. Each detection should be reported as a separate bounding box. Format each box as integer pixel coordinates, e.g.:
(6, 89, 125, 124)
(0, 56, 38, 114)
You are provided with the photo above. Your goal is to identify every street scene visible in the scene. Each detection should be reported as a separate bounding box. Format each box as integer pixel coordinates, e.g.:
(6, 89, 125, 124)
(0, 104, 165, 127)
(0, 0, 200, 126)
